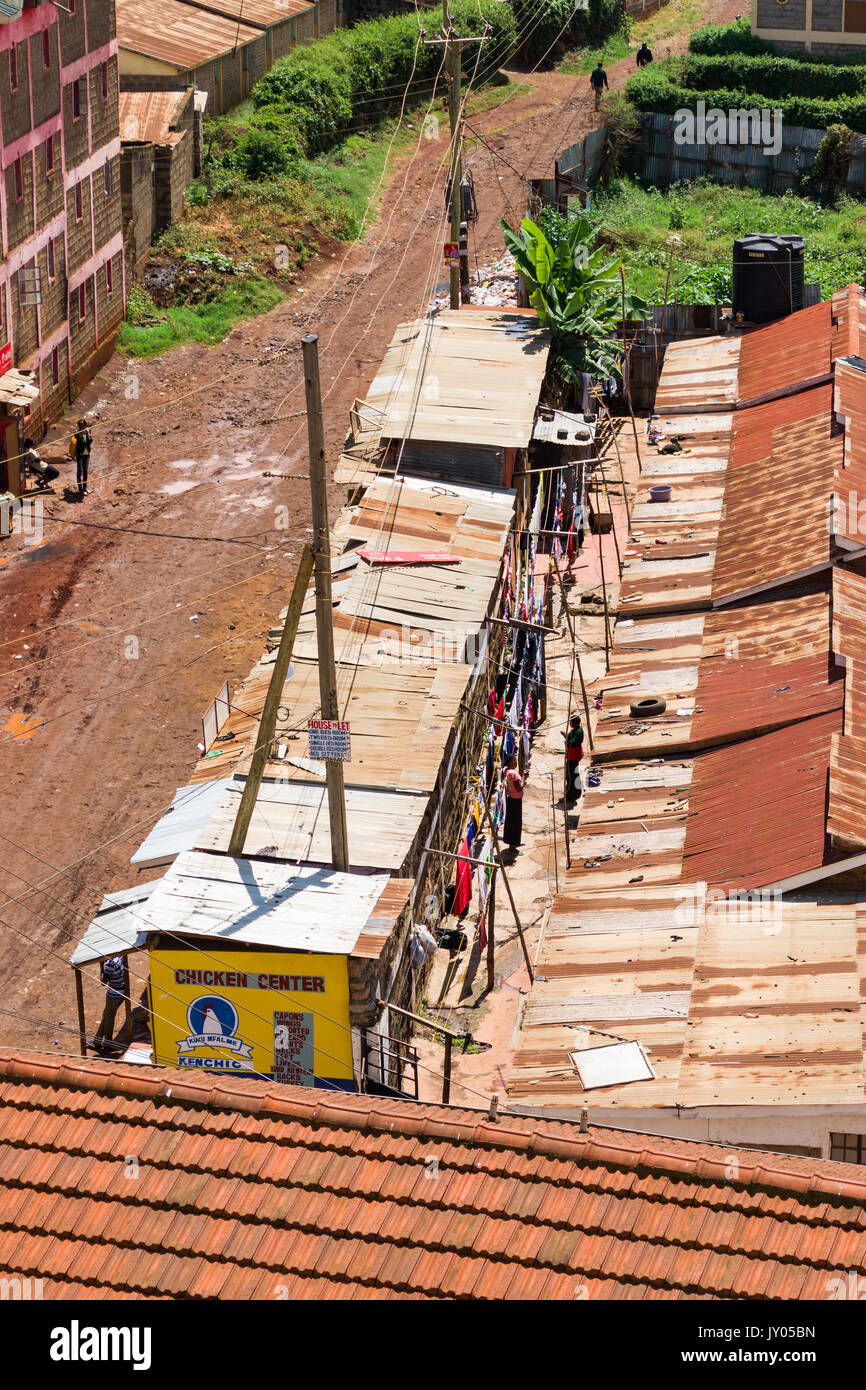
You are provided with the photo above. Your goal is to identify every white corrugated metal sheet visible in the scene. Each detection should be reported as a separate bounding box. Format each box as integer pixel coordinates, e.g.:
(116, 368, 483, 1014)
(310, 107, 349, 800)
(70, 880, 164, 966)
(131, 779, 233, 868)
(134, 850, 391, 954)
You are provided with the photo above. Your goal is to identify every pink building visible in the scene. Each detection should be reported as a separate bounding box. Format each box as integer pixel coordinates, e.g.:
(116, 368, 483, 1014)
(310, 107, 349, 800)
(0, 0, 123, 496)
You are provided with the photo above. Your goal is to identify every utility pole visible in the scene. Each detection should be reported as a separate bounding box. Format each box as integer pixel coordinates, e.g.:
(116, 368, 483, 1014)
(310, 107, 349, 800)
(425, 12, 489, 312)
(445, 0, 461, 311)
(302, 333, 350, 873)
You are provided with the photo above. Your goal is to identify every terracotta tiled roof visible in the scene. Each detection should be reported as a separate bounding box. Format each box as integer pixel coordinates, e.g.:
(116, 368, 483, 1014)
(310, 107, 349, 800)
(2, 1048, 866, 1300)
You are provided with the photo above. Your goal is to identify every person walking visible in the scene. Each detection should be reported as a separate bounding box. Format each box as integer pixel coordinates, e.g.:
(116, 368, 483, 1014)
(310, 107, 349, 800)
(590, 60, 608, 111)
(74, 418, 93, 497)
(636, 41, 654, 67)
(91, 955, 126, 1054)
(503, 754, 524, 850)
(563, 714, 585, 805)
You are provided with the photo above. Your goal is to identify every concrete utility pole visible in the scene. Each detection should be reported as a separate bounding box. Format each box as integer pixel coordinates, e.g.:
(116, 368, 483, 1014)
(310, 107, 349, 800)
(302, 333, 350, 873)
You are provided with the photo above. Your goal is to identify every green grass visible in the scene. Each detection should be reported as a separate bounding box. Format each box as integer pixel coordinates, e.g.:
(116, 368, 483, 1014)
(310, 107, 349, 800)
(593, 177, 866, 301)
(559, 0, 702, 74)
(117, 275, 284, 359)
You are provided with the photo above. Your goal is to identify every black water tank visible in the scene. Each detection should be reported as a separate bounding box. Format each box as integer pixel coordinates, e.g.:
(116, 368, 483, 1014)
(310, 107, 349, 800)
(732, 234, 805, 324)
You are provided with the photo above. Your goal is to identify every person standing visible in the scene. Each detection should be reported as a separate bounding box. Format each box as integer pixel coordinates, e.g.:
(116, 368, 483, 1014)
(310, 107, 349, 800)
(563, 714, 585, 805)
(91, 955, 126, 1054)
(503, 754, 524, 850)
(74, 418, 93, 497)
(636, 42, 654, 67)
(590, 61, 608, 111)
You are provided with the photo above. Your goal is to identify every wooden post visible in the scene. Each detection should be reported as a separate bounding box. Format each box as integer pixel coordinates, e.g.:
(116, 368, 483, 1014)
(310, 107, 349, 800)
(123, 957, 132, 1045)
(552, 551, 593, 747)
(486, 870, 496, 992)
(604, 410, 631, 529)
(227, 545, 314, 857)
(594, 474, 611, 668)
(476, 796, 534, 984)
(597, 454, 622, 574)
(459, 219, 469, 291)
(303, 334, 350, 873)
(443, 1033, 452, 1103)
(445, 0, 462, 311)
(550, 772, 559, 894)
(74, 967, 87, 1057)
(620, 265, 644, 474)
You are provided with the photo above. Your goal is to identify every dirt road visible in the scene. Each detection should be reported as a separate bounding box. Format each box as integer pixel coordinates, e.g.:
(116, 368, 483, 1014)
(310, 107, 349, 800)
(0, 4, 739, 1047)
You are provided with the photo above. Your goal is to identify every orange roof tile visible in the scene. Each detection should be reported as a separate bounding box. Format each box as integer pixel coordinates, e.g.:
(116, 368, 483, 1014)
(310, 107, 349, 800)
(1, 1048, 866, 1299)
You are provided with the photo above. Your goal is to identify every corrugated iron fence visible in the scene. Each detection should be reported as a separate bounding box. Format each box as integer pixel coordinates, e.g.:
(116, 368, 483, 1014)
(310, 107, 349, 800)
(636, 112, 866, 194)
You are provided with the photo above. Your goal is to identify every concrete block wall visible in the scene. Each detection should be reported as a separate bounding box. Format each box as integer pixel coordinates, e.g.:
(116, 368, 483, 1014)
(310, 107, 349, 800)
(120, 143, 156, 275)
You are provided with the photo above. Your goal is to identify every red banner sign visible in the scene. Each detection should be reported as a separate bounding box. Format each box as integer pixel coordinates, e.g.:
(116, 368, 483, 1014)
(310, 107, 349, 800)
(0, 342, 12, 376)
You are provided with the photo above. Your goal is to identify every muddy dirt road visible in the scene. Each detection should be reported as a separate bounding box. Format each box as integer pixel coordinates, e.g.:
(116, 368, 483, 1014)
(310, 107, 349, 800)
(0, 7, 738, 1046)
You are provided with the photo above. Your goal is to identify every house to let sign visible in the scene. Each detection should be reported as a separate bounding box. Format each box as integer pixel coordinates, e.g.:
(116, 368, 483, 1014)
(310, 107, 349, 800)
(308, 719, 351, 761)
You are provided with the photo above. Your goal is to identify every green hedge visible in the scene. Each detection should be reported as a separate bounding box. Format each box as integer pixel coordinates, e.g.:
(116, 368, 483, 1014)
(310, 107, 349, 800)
(626, 66, 866, 135)
(676, 52, 866, 100)
(689, 17, 866, 67)
(510, 0, 623, 65)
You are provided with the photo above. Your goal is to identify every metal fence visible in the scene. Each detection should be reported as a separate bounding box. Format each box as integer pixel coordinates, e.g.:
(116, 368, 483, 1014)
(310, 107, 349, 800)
(635, 111, 866, 195)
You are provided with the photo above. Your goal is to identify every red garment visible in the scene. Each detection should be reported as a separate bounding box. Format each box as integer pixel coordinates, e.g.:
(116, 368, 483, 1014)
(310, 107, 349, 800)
(453, 837, 473, 916)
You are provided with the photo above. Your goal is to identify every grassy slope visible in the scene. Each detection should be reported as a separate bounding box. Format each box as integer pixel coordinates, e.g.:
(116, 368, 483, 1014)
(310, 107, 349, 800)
(118, 79, 524, 359)
(559, 0, 701, 74)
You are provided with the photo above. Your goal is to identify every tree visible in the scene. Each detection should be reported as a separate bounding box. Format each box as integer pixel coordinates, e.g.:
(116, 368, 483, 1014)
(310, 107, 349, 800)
(501, 212, 646, 384)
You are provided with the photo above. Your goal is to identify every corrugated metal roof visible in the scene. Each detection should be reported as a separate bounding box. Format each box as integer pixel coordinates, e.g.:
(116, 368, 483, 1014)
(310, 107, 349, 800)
(0, 368, 39, 409)
(70, 880, 164, 966)
(116, 0, 261, 69)
(180, 0, 312, 24)
(130, 779, 233, 867)
(118, 89, 191, 144)
(712, 383, 840, 604)
(134, 850, 394, 955)
(737, 300, 833, 404)
(366, 308, 550, 450)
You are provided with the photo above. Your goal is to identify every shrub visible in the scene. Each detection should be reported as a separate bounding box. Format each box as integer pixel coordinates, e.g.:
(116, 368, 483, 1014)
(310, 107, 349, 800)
(233, 128, 294, 180)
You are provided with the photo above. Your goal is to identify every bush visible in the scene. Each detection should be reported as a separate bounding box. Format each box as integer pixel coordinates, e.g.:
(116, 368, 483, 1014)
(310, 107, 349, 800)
(688, 18, 772, 57)
(675, 52, 866, 100)
(233, 128, 294, 180)
(510, 0, 623, 66)
(626, 66, 866, 136)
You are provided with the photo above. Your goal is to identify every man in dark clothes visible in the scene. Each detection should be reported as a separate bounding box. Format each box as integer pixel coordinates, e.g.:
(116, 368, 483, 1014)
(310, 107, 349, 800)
(564, 714, 585, 805)
(636, 42, 654, 67)
(590, 61, 608, 111)
(74, 417, 93, 496)
(91, 955, 126, 1054)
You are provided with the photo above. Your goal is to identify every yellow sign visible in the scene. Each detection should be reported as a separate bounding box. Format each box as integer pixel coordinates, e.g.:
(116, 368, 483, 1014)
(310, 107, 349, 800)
(149, 948, 354, 1090)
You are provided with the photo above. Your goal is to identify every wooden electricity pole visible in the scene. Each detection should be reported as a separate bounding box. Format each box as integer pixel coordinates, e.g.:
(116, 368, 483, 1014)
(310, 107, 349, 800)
(228, 544, 314, 858)
(302, 333, 349, 873)
(445, 0, 462, 311)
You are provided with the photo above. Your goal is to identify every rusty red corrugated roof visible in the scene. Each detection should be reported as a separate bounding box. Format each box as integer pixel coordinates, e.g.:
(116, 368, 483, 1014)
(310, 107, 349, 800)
(738, 300, 833, 404)
(3, 1048, 866, 1299)
(116, 0, 261, 69)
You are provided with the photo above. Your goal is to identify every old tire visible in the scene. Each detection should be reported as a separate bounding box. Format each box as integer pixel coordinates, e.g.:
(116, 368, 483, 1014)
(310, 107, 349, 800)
(630, 696, 666, 719)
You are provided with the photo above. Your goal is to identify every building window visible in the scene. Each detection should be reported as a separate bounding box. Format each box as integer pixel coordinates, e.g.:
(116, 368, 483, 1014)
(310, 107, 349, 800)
(78, 283, 86, 321)
(104, 159, 113, 196)
(72, 77, 81, 119)
(75, 181, 83, 219)
(289, 18, 295, 41)
(106, 259, 114, 294)
(51, 347, 60, 385)
(213, 58, 220, 85)
(265, 30, 272, 54)
(47, 237, 56, 280)
(45, 134, 54, 176)
(69, 0, 76, 13)
(101, 61, 108, 101)
(830, 1133, 866, 1164)
(13, 157, 23, 201)
(9, 43, 18, 92)
(43, 29, 51, 69)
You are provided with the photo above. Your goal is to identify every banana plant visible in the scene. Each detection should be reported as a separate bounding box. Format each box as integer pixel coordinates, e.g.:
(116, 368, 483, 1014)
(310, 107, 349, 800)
(501, 213, 647, 383)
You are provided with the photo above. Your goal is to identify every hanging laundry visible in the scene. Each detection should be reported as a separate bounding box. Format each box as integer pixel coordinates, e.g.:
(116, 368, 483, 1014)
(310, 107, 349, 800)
(408, 923, 438, 970)
(453, 837, 473, 916)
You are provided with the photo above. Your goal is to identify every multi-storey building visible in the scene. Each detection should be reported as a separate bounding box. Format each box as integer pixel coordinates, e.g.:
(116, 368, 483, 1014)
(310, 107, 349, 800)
(0, 0, 123, 497)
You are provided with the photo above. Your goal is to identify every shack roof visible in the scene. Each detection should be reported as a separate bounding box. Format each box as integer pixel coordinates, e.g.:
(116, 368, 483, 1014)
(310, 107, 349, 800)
(116, 0, 260, 69)
(365, 308, 550, 450)
(508, 895, 866, 1116)
(118, 89, 191, 143)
